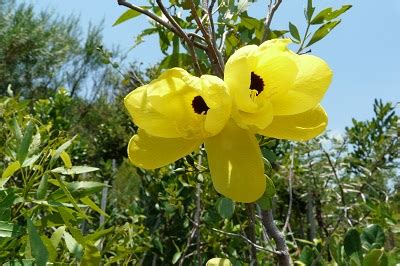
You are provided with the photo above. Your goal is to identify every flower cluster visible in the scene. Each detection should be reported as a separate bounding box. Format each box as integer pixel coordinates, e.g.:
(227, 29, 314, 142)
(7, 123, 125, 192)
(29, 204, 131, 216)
(124, 39, 332, 203)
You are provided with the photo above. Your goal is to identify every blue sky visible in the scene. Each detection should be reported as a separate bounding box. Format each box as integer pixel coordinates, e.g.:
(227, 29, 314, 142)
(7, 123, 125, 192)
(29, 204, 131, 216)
(29, 0, 400, 132)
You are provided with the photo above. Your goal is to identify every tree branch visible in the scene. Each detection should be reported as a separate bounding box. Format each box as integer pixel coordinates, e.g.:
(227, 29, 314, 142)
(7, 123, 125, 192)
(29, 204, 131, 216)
(246, 203, 258, 265)
(116, 0, 208, 50)
(262, 0, 283, 42)
(155, 0, 202, 75)
(282, 144, 294, 234)
(320, 145, 353, 226)
(211, 228, 279, 255)
(188, 0, 223, 77)
(261, 209, 290, 266)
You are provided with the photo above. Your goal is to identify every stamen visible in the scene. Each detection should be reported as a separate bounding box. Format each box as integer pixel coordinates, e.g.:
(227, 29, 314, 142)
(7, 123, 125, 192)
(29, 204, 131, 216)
(192, 96, 210, 115)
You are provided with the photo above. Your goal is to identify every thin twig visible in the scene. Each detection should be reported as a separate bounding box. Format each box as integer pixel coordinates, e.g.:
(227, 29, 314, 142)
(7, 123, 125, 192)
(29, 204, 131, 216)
(188, 32, 207, 43)
(262, 0, 283, 42)
(261, 210, 290, 266)
(179, 149, 203, 266)
(117, 1, 208, 51)
(211, 228, 279, 255)
(195, 182, 202, 266)
(117, 0, 178, 37)
(311, 216, 343, 266)
(282, 144, 294, 234)
(320, 145, 352, 226)
(246, 203, 258, 265)
(207, 0, 225, 72)
(188, 0, 223, 76)
(155, 0, 202, 75)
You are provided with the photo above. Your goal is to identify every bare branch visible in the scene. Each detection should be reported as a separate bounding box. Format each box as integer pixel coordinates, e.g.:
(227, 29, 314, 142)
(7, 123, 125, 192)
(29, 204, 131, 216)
(246, 203, 258, 265)
(117, 0, 179, 37)
(282, 144, 294, 234)
(311, 216, 343, 266)
(188, 0, 224, 77)
(211, 228, 279, 255)
(261, 209, 291, 266)
(195, 182, 202, 266)
(155, 0, 202, 75)
(179, 149, 203, 266)
(320, 144, 353, 227)
(262, 0, 283, 42)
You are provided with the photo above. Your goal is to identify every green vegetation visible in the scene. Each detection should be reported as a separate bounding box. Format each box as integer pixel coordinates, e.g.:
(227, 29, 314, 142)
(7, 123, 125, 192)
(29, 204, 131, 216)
(0, 0, 399, 265)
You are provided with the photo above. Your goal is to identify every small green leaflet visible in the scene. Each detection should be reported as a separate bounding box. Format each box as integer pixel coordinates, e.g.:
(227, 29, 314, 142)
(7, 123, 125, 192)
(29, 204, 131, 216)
(113, 7, 151, 26)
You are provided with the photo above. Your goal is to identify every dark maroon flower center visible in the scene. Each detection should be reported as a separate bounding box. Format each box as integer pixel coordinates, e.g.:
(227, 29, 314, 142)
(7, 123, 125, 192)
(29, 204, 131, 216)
(249, 72, 264, 96)
(192, 95, 210, 115)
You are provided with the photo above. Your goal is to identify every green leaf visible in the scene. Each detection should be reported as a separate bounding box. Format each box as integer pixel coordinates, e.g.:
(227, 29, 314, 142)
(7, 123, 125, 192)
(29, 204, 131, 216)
(60, 151, 72, 169)
(256, 177, 275, 210)
(0, 191, 17, 220)
(159, 53, 193, 70)
(0, 221, 14, 237)
(264, 176, 276, 197)
(50, 136, 76, 165)
(50, 226, 66, 249)
(306, 20, 341, 47)
(41, 236, 57, 263)
(50, 181, 107, 200)
(306, 0, 315, 21)
(172, 251, 181, 264)
(36, 174, 48, 200)
(256, 194, 272, 211)
(364, 249, 388, 266)
(64, 231, 83, 259)
(81, 244, 101, 266)
(361, 224, 385, 250)
(17, 122, 35, 164)
(326, 5, 352, 20)
(311, 5, 352, 24)
(21, 154, 41, 168)
(311, 7, 332, 24)
(216, 197, 235, 219)
(27, 218, 48, 266)
(113, 7, 150, 26)
(269, 30, 289, 39)
(52, 176, 90, 220)
(1, 161, 21, 187)
(51, 166, 99, 175)
(57, 207, 85, 243)
(329, 237, 342, 265)
(289, 22, 301, 42)
(80, 196, 109, 217)
(133, 27, 158, 47)
(262, 148, 277, 163)
(298, 246, 313, 265)
(12, 116, 22, 143)
(86, 227, 114, 242)
(344, 229, 363, 264)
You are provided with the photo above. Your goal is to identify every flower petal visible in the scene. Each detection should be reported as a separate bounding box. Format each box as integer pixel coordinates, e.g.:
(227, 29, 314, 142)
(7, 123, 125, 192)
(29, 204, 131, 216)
(224, 45, 258, 113)
(233, 100, 274, 132)
(271, 54, 333, 115)
(124, 82, 183, 138)
(259, 104, 328, 141)
(125, 68, 231, 139)
(128, 129, 202, 169)
(205, 121, 266, 203)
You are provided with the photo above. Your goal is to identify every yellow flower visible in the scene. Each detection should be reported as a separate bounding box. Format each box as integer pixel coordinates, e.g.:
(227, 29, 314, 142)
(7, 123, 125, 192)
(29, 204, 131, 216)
(125, 39, 333, 203)
(125, 68, 265, 203)
(224, 39, 332, 140)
